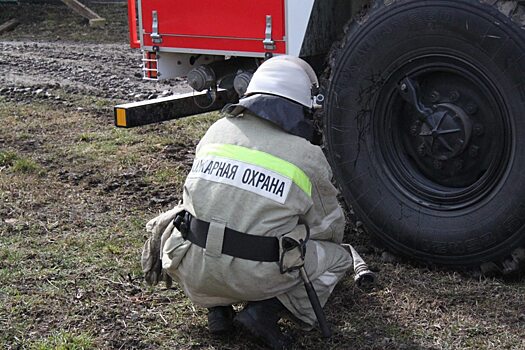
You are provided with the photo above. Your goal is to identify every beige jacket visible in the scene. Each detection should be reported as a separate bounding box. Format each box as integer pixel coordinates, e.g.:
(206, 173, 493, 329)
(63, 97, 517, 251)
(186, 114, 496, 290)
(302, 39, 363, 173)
(162, 113, 351, 326)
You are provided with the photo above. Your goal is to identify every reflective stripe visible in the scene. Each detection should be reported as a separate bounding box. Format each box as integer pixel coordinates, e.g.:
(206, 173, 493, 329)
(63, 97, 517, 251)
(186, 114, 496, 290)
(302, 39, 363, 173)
(197, 143, 312, 197)
(115, 108, 127, 127)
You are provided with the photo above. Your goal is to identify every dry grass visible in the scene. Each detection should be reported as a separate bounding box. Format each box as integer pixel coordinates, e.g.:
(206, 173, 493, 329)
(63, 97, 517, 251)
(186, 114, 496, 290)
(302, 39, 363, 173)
(1, 89, 524, 350)
(0, 96, 223, 349)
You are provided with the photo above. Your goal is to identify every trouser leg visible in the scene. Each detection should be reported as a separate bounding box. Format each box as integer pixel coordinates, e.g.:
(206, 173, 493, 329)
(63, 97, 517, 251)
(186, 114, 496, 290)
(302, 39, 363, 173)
(277, 241, 352, 328)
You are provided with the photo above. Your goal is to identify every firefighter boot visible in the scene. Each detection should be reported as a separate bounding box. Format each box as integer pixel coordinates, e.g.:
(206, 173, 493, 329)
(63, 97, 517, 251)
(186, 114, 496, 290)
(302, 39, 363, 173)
(207, 305, 235, 335)
(234, 298, 292, 350)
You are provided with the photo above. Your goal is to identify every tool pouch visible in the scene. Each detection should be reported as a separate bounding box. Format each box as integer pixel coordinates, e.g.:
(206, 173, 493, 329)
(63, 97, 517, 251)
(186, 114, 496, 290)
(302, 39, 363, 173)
(279, 224, 309, 274)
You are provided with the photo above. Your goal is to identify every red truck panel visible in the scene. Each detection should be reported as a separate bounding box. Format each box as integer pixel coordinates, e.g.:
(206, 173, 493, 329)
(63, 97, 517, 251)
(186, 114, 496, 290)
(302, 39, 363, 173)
(140, 0, 286, 54)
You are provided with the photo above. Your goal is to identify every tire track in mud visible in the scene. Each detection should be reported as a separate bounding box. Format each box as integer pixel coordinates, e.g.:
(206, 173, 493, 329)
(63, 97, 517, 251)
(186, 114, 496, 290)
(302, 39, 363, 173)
(0, 41, 190, 103)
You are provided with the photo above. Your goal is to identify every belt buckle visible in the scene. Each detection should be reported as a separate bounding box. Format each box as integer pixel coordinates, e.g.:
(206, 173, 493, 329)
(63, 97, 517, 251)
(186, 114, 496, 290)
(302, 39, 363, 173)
(173, 210, 190, 239)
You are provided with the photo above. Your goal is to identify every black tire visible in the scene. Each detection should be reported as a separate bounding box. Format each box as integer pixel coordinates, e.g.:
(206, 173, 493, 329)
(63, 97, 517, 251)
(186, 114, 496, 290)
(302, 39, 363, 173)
(325, 0, 525, 276)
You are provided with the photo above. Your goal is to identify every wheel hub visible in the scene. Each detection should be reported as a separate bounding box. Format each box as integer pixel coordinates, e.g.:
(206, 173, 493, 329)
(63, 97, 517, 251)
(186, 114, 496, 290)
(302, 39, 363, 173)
(418, 103, 472, 161)
(393, 74, 500, 189)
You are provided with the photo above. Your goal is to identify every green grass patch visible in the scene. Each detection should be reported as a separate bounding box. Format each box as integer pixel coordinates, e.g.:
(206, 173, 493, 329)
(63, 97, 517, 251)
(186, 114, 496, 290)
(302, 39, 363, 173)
(15, 132, 32, 141)
(148, 166, 186, 185)
(110, 128, 145, 146)
(31, 331, 94, 350)
(105, 243, 123, 255)
(0, 150, 18, 167)
(11, 157, 42, 174)
(172, 112, 222, 142)
(118, 152, 141, 166)
(71, 129, 145, 161)
(0, 246, 25, 266)
(78, 133, 99, 143)
(71, 140, 118, 159)
(0, 151, 43, 175)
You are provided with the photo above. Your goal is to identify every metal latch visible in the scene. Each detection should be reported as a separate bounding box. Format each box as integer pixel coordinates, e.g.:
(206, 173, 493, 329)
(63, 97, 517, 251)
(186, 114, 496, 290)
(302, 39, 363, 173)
(263, 15, 276, 51)
(151, 10, 162, 44)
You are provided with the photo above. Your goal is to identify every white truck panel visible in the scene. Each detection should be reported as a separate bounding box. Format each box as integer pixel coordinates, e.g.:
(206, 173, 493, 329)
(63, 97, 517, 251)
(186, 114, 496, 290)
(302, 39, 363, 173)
(286, 0, 316, 56)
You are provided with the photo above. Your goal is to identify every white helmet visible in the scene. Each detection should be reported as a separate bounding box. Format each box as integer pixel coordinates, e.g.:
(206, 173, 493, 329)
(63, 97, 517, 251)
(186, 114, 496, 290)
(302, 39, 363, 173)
(244, 55, 319, 108)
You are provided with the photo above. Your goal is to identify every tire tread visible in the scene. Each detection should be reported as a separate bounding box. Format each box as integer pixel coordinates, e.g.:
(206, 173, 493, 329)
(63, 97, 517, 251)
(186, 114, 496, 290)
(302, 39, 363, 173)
(322, 0, 525, 278)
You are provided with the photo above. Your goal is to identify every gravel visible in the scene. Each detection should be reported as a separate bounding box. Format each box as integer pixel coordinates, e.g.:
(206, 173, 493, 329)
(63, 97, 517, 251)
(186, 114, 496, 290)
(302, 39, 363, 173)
(0, 40, 190, 105)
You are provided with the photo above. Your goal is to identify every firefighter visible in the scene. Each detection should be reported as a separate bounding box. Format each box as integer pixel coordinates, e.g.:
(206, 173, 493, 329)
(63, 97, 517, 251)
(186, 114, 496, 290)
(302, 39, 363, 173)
(142, 55, 353, 349)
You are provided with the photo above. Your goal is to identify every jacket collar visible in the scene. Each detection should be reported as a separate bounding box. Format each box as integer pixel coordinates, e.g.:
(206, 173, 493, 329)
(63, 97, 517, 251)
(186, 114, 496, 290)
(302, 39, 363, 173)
(222, 94, 314, 141)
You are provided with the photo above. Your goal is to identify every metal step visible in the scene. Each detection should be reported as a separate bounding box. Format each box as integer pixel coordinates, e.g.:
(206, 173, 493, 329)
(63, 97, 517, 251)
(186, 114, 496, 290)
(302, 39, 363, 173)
(142, 51, 158, 80)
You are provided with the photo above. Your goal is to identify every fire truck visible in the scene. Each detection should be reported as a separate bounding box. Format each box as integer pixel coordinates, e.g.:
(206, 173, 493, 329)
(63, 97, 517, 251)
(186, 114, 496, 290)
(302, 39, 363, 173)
(115, 0, 525, 276)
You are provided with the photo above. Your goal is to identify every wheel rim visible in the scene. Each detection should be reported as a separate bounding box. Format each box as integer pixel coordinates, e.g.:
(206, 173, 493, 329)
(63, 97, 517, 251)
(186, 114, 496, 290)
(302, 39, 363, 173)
(376, 53, 512, 210)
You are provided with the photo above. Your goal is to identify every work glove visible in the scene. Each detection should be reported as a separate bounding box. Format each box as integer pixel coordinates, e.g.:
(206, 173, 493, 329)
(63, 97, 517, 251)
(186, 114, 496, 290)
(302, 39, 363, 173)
(141, 204, 185, 287)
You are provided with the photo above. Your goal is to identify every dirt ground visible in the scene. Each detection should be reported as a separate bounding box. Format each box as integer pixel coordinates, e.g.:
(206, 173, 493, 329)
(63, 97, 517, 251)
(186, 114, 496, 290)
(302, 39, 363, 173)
(1, 2, 524, 350)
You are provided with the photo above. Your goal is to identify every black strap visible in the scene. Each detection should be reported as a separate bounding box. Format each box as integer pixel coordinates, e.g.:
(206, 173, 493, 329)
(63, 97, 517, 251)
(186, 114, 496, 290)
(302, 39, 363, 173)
(175, 211, 279, 262)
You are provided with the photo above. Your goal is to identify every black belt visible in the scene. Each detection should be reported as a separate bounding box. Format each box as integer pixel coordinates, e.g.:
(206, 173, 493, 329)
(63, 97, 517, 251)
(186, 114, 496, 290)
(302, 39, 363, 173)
(174, 211, 280, 262)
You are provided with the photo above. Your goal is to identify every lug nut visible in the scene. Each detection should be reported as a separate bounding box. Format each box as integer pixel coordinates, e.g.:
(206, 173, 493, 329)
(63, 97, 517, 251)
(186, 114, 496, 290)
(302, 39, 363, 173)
(449, 90, 460, 102)
(473, 124, 484, 136)
(433, 159, 443, 170)
(469, 145, 479, 158)
(454, 159, 464, 170)
(418, 143, 426, 156)
(430, 90, 440, 103)
(410, 124, 419, 135)
(466, 103, 478, 114)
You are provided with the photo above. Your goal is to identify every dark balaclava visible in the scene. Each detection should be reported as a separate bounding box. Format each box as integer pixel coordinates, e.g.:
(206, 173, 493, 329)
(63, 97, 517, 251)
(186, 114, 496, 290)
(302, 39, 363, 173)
(222, 94, 314, 142)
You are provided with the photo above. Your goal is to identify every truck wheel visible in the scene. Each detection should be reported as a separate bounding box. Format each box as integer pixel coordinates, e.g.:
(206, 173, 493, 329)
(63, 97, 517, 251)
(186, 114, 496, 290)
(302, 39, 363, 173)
(325, 0, 525, 276)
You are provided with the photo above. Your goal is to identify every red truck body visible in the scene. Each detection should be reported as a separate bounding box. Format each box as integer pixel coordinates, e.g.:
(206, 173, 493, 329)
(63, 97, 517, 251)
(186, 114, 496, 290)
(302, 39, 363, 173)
(138, 0, 286, 54)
